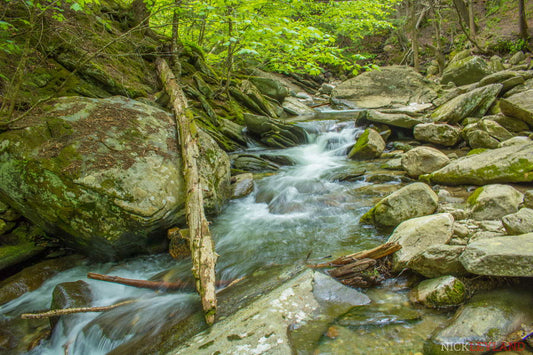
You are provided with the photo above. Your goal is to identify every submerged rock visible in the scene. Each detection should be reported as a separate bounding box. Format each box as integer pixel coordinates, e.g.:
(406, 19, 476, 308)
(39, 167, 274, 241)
(360, 182, 439, 228)
(331, 66, 437, 108)
(50, 280, 92, 330)
(401, 146, 450, 178)
(388, 213, 454, 271)
(422, 141, 533, 185)
(425, 288, 533, 354)
(409, 275, 466, 308)
(348, 128, 385, 160)
(0, 96, 231, 259)
(460, 233, 533, 277)
(467, 184, 523, 220)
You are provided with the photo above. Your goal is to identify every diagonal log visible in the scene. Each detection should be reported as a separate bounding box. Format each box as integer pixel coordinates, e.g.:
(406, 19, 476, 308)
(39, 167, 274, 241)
(21, 300, 135, 319)
(156, 57, 217, 325)
(310, 242, 401, 268)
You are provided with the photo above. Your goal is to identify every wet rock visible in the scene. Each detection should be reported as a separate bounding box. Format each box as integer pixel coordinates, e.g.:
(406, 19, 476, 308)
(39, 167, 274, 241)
(387, 213, 454, 272)
(460, 233, 533, 276)
(409, 275, 466, 308)
(321, 166, 366, 182)
(425, 289, 533, 354)
(282, 96, 316, 116)
(0, 243, 45, 273)
(231, 154, 280, 172)
(502, 208, 533, 235)
(422, 141, 533, 185)
(441, 56, 491, 86)
(249, 76, 290, 102)
(365, 110, 427, 129)
(413, 123, 461, 147)
(360, 182, 439, 227)
(219, 118, 246, 146)
(312, 272, 370, 307)
(401, 146, 450, 178)
(230, 173, 254, 199)
(430, 84, 502, 124)
(0, 255, 81, 305)
(50, 280, 92, 330)
(467, 184, 523, 220)
(500, 89, 533, 127)
(408, 245, 467, 278)
(0, 96, 230, 259)
(244, 113, 308, 148)
(259, 154, 296, 166)
(331, 65, 437, 109)
(348, 128, 385, 160)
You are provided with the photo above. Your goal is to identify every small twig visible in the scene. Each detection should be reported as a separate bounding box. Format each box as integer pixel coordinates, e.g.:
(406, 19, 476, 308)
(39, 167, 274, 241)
(21, 300, 135, 319)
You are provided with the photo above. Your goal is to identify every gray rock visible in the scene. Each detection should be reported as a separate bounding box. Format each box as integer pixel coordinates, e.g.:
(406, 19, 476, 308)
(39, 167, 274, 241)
(509, 51, 526, 65)
(441, 56, 491, 86)
(312, 272, 371, 307)
(409, 275, 466, 308)
(331, 65, 437, 108)
(408, 245, 467, 278)
(500, 89, 533, 128)
(464, 129, 500, 149)
(431, 84, 502, 124)
(360, 182, 439, 228)
(50, 280, 92, 330)
(524, 190, 533, 208)
(460, 233, 533, 276)
(232, 154, 280, 172)
(502, 208, 533, 235)
(489, 114, 530, 132)
(414, 123, 461, 146)
(388, 213, 454, 271)
(425, 289, 533, 354)
(488, 55, 505, 72)
(499, 136, 532, 147)
(348, 128, 385, 160)
(244, 113, 308, 148)
(422, 141, 533, 185)
(230, 173, 254, 199)
(467, 184, 523, 220)
(401, 146, 450, 178)
(365, 110, 427, 129)
(478, 70, 520, 87)
(381, 158, 403, 170)
(463, 119, 513, 149)
(282, 96, 316, 116)
(0, 96, 230, 259)
(249, 76, 290, 102)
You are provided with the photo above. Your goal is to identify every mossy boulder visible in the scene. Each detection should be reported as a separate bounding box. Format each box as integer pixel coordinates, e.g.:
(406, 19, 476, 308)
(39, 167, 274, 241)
(401, 146, 450, 178)
(364, 110, 427, 129)
(360, 182, 439, 228)
(500, 89, 533, 128)
(243, 113, 308, 148)
(441, 56, 491, 86)
(430, 84, 502, 124)
(249, 76, 290, 102)
(331, 65, 437, 108)
(413, 123, 461, 147)
(0, 96, 231, 259)
(421, 141, 533, 185)
(467, 184, 523, 220)
(462, 119, 514, 149)
(348, 128, 385, 160)
(409, 275, 466, 308)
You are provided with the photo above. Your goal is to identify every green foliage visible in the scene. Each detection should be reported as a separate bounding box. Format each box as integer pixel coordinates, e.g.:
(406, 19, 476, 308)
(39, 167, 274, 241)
(490, 38, 528, 54)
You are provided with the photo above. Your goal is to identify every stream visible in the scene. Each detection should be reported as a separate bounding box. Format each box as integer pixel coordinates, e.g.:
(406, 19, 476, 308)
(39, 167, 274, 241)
(0, 117, 450, 354)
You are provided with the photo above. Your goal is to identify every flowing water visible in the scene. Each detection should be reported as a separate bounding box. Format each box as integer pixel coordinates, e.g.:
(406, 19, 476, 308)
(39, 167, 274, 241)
(1, 118, 446, 354)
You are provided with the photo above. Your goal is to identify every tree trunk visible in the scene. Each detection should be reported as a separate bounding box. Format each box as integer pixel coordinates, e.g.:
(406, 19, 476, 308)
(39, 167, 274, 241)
(171, 0, 183, 77)
(518, 0, 529, 41)
(155, 58, 218, 326)
(452, 0, 469, 28)
(130, 0, 151, 30)
(468, 0, 476, 40)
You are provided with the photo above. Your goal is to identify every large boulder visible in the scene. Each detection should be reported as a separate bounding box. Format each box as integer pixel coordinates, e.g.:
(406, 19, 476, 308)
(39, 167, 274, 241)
(422, 141, 533, 185)
(401, 146, 450, 178)
(331, 66, 437, 108)
(462, 119, 513, 149)
(249, 76, 290, 102)
(460, 233, 533, 276)
(0, 96, 231, 259)
(407, 244, 467, 278)
(347, 128, 385, 160)
(360, 182, 439, 227)
(388, 213, 454, 271)
(430, 84, 502, 124)
(364, 110, 427, 129)
(502, 208, 533, 235)
(467, 184, 523, 220)
(441, 56, 491, 86)
(500, 89, 533, 127)
(413, 123, 461, 147)
(282, 97, 316, 116)
(425, 289, 533, 354)
(409, 275, 466, 308)
(244, 113, 308, 148)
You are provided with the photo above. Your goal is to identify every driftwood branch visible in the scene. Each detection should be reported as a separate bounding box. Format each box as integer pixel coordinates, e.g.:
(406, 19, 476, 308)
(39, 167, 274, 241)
(156, 57, 218, 325)
(21, 300, 134, 319)
(310, 242, 401, 268)
(87, 272, 232, 290)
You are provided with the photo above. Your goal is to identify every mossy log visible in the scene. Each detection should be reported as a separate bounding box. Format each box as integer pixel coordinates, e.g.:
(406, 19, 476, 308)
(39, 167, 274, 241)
(156, 57, 217, 325)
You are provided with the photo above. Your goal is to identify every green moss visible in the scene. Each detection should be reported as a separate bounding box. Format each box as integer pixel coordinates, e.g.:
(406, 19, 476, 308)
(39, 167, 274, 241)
(467, 148, 488, 155)
(467, 186, 484, 205)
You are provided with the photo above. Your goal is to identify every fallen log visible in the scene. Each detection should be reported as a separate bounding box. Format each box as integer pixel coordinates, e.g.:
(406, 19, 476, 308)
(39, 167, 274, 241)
(310, 242, 401, 268)
(156, 57, 218, 325)
(21, 300, 134, 319)
(87, 272, 232, 291)
(328, 258, 376, 279)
